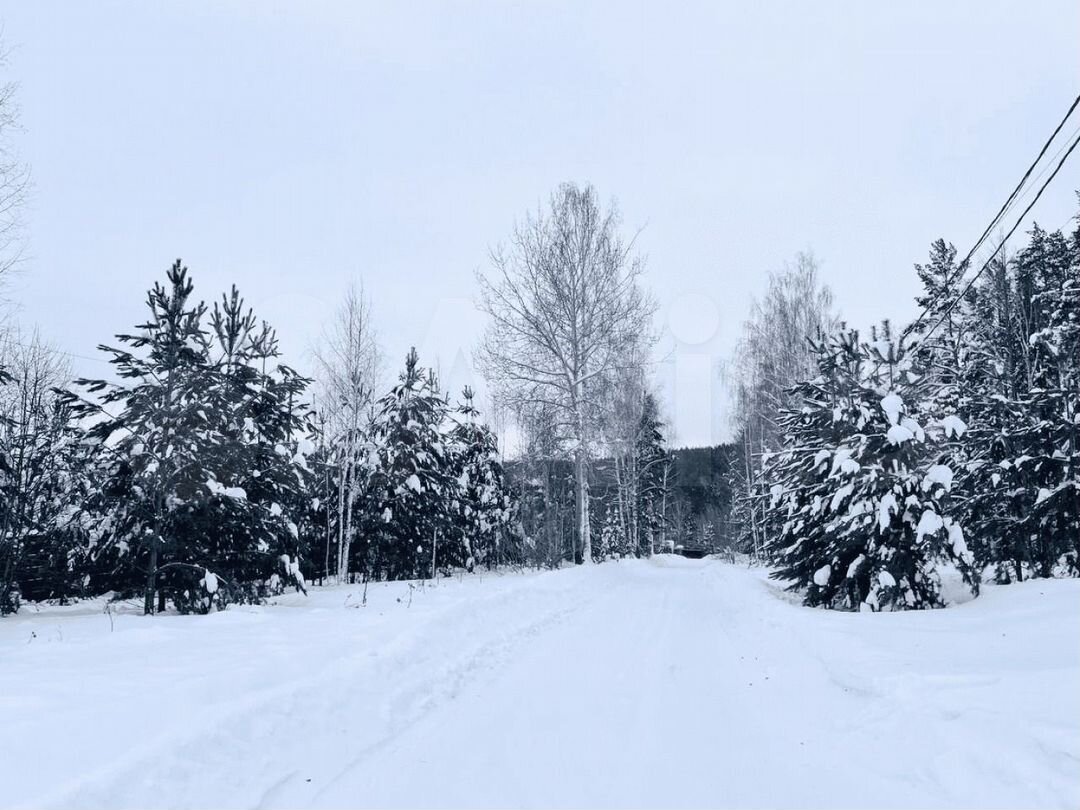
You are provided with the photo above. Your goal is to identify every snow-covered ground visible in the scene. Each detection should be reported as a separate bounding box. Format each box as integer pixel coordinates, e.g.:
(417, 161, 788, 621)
(2, 558, 1077, 809)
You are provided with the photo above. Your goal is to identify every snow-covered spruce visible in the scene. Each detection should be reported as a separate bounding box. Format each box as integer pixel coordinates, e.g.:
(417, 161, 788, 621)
(363, 348, 460, 580)
(954, 223, 1080, 581)
(763, 328, 978, 610)
(447, 386, 516, 571)
(59, 263, 310, 614)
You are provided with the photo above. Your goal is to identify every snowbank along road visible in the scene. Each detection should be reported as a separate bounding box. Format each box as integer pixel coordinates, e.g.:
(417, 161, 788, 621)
(1, 557, 1077, 809)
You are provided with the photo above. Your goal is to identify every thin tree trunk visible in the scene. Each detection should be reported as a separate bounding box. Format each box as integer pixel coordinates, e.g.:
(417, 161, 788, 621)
(144, 539, 158, 615)
(657, 463, 669, 557)
(576, 449, 591, 563)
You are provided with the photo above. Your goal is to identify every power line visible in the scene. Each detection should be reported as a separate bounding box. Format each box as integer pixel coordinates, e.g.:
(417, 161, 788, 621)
(905, 91, 1080, 338)
(914, 128, 1080, 349)
(965, 119, 1080, 270)
(1003, 119, 1080, 214)
(0, 334, 113, 365)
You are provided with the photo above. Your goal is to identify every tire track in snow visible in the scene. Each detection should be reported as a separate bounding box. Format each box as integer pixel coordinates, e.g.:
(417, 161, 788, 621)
(37, 569, 610, 810)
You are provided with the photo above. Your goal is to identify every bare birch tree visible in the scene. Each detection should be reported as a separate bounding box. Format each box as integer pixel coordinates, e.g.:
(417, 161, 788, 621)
(598, 358, 667, 558)
(312, 283, 382, 582)
(0, 44, 29, 296)
(724, 252, 837, 555)
(0, 330, 71, 613)
(477, 183, 656, 563)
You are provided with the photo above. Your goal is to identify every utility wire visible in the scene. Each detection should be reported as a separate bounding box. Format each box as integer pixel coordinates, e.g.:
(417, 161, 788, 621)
(965, 119, 1080, 271)
(0, 333, 113, 365)
(905, 91, 1080, 339)
(1003, 119, 1080, 214)
(914, 128, 1080, 349)
(968, 119, 1080, 270)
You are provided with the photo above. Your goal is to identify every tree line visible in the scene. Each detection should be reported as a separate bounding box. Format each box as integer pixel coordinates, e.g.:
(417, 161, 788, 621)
(727, 204, 1080, 610)
(0, 182, 689, 616)
(3, 48, 1074, 616)
(0, 261, 519, 614)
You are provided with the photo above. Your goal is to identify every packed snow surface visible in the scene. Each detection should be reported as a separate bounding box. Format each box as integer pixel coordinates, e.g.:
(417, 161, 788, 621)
(1, 558, 1078, 809)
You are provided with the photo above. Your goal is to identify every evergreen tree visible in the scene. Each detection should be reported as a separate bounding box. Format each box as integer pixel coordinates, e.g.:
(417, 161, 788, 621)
(63, 262, 215, 613)
(448, 387, 514, 571)
(702, 520, 718, 554)
(634, 392, 668, 557)
(764, 329, 978, 610)
(907, 239, 967, 382)
(366, 349, 456, 580)
(597, 502, 623, 561)
(62, 262, 311, 613)
(679, 511, 698, 554)
(170, 285, 313, 610)
(958, 220, 1080, 580)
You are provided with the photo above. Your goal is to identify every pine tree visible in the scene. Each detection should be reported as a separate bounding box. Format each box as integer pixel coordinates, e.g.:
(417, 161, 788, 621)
(959, 221, 1080, 580)
(62, 262, 312, 613)
(702, 520, 718, 554)
(448, 387, 514, 571)
(634, 392, 668, 557)
(764, 328, 978, 610)
(366, 349, 456, 580)
(1023, 222, 1080, 575)
(62, 262, 215, 613)
(170, 285, 313, 610)
(908, 239, 966, 381)
(678, 511, 698, 555)
(597, 502, 623, 561)
(22, 424, 98, 604)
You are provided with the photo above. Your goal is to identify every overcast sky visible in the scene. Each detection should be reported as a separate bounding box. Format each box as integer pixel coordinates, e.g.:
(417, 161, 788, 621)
(3, 1, 1078, 446)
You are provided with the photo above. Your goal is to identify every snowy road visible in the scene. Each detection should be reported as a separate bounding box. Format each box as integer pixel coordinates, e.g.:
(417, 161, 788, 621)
(2, 557, 1078, 809)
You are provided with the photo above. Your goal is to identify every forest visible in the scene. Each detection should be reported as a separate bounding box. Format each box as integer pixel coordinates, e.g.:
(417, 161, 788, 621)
(0, 42, 1077, 618)
(2, 184, 1076, 616)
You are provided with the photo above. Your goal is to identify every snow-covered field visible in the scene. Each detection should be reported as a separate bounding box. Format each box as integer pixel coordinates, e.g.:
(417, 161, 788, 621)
(2, 558, 1078, 809)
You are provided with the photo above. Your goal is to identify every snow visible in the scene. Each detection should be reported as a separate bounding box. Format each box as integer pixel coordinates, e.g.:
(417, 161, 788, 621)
(886, 424, 914, 444)
(829, 483, 853, 512)
(942, 414, 968, 438)
(206, 479, 248, 500)
(949, 522, 973, 564)
(829, 448, 859, 476)
(201, 570, 219, 595)
(877, 492, 897, 532)
(916, 509, 945, 542)
(770, 483, 784, 506)
(813, 563, 832, 586)
(813, 448, 831, 471)
(901, 416, 926, 441)
(279, 554, 305, 583)
(923, 464, 954, 492)
(1, 560, 1078, 809)
(880, 392, 903, 425)
(404, 473, 422, 493)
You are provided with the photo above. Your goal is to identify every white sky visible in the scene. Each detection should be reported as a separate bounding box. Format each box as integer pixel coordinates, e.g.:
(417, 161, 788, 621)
(3, 1, 1079, 446)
